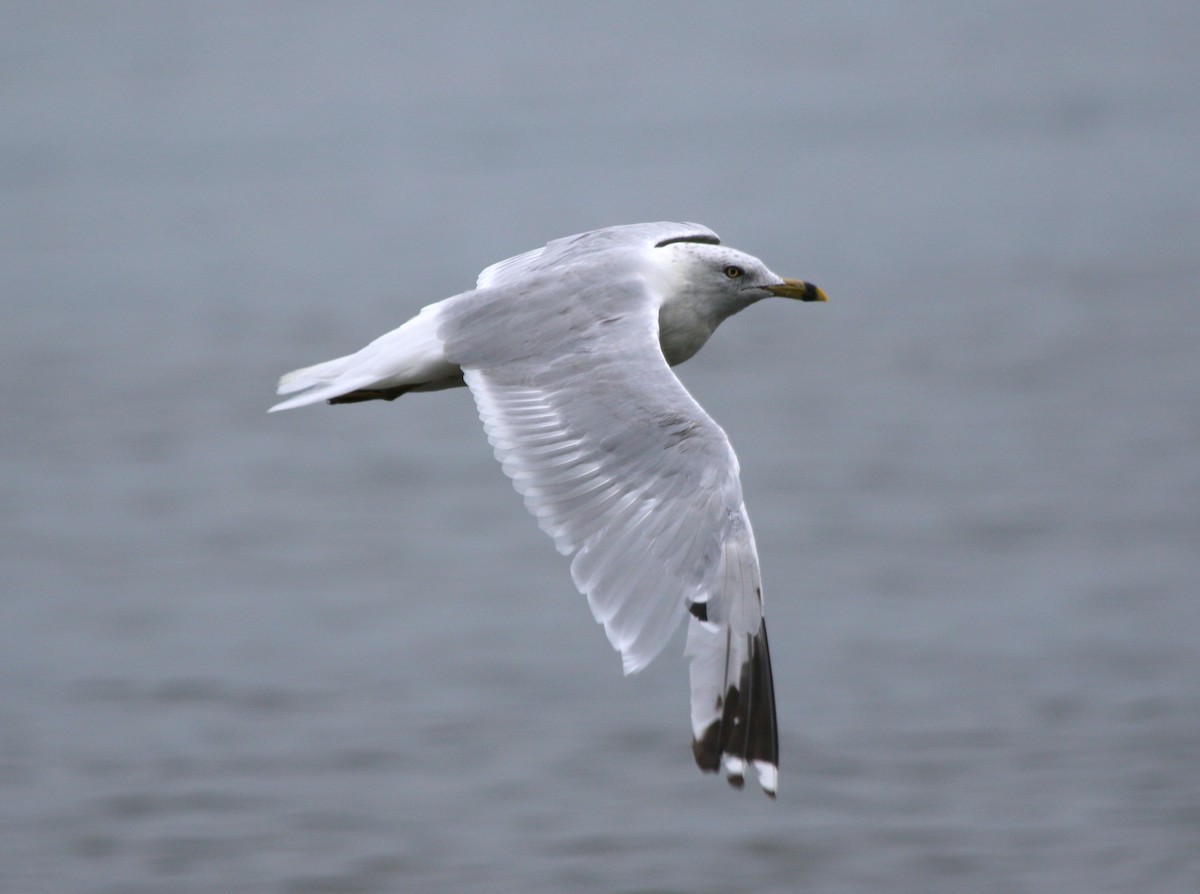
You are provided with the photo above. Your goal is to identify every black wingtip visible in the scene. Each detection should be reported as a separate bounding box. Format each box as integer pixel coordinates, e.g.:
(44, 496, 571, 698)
(746, 622, 780, 769)
(690, 622, 779, 793)
(692, 722, 723, 773)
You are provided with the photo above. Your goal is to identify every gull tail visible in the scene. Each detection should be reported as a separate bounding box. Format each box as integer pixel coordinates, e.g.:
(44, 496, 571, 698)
(269, 302, 463, 412)
(277, 355, 360, 396)
(269, 365, 381, 412)
(270, 355, 375, 412)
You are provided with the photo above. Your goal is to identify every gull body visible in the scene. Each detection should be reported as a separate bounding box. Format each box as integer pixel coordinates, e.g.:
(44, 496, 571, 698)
(271, 222, 826, 795)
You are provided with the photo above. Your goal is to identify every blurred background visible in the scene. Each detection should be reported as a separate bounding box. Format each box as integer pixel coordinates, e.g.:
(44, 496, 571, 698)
(2, 2, 1197, 892)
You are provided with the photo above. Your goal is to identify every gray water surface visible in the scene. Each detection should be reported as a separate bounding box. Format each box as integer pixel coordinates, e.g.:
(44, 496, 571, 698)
(3, 4, 1198, 892)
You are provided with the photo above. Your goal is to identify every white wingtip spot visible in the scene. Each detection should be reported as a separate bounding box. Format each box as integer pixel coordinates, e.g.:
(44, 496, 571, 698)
(754, 761, 778, 796)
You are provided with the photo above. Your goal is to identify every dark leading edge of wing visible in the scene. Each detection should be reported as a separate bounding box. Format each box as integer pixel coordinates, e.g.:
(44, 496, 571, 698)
(655, 232, 721, 248)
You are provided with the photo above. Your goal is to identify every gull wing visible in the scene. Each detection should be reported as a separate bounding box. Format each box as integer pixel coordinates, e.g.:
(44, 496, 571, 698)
(476, 221, 720, 289)
(441, 256, 778, 793)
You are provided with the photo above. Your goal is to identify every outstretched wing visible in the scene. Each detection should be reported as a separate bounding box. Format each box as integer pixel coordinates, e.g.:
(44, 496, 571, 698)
(441, 247, 778, 793)
(475, 221, 719, 288)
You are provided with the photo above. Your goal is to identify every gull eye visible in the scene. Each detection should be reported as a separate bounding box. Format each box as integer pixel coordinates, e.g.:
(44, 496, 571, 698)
(723, 265, 744, 279)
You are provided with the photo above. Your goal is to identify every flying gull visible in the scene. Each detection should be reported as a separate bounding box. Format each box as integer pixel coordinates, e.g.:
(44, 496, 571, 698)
(271, 222, 827, 795)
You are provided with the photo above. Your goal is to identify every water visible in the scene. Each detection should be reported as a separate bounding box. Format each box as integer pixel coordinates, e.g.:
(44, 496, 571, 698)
(2, 3, 1198, 892)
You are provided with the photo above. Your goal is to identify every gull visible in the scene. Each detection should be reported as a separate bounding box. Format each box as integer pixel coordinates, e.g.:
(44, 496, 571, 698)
(270, 222, 826, 795)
